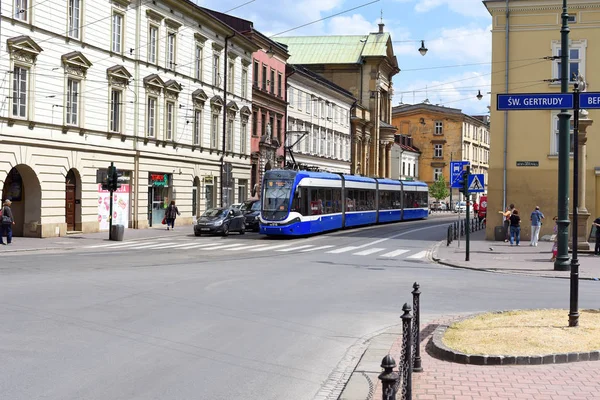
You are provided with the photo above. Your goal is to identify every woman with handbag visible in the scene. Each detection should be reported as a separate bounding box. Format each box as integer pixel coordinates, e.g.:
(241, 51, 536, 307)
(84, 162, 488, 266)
(165, 200, 181, 230)
(1, 199, 15, 245)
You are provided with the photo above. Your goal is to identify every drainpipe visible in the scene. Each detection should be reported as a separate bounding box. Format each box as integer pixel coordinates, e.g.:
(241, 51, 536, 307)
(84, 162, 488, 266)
(502, 0, 510, 211)
(220, 33, 235, 207)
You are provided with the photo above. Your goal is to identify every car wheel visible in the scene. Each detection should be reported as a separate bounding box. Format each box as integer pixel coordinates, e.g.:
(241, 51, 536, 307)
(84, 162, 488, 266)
(222, 224, 229, 236)
(240, 224, 245, 235)
(195, 231, 201, 237)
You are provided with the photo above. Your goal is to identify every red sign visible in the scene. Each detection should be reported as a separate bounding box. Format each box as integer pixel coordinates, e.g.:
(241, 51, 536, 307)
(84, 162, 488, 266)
(151, 174, 164, 181)
(478, 195, 487, 218)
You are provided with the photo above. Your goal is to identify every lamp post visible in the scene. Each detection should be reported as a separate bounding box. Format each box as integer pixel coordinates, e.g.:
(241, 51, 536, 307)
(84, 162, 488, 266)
(449, 152, 453, 211)
(569, 82, 580, 326)
(554, 0, 571, 271)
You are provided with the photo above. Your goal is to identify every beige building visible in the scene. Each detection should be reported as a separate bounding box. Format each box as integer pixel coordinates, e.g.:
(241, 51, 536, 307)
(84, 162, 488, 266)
(276, 23, 400, 178)
(485, 0, 600, 241)
(392, 103, 490, 203)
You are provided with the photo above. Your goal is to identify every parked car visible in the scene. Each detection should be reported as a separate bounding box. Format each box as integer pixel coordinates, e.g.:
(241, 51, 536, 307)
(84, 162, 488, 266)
(455, 201, 467, 213)
(430, 201, 447, 211)
(231, 203, 242, 211)
(194, 207, 245, 236)
(241, 199, 261, 231)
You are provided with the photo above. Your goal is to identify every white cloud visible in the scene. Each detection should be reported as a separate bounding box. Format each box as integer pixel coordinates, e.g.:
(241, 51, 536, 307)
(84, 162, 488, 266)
(428, 24, 492, 63)
(394, 71, 491, 115)
(414, 0, 490, 18)
(328, 14, 378, 35)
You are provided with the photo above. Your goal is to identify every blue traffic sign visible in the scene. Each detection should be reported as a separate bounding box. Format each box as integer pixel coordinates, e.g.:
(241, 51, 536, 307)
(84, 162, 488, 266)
(497, 93, 573, 110)
(450, 161, 470, 188)
(579, 92, 600, 109)
(467, 174, 485, 193)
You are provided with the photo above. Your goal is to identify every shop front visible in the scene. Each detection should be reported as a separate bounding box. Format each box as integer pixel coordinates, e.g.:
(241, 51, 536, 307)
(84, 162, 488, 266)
(148, 173, 171, 227)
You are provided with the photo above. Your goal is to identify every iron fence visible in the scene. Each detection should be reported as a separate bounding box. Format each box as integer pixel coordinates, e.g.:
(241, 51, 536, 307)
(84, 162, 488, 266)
(446, 217, 485, 246)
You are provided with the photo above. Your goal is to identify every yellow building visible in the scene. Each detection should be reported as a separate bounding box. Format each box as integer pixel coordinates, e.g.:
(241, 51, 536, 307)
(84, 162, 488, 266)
(391, 103, 490, 204)
(484, 0, 600, 241)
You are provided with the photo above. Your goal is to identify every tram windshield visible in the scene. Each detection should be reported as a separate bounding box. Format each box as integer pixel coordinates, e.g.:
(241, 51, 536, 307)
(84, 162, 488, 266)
(262, 179, 293, 220)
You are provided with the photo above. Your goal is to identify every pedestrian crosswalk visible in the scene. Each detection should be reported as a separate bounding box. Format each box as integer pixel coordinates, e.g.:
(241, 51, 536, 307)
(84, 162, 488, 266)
(84, 238, 430, 260)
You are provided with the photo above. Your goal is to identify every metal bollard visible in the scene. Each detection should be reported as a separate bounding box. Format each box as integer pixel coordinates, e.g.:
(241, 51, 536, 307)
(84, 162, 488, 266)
(399, 303, 413, 400)
(412, 283, 422, 373)
(379, 355, 399, 400)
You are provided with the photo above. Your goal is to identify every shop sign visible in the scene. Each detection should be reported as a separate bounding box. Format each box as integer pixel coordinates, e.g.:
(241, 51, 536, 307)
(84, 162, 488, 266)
(97, 184, 130, 231)
(516, 161, 539, 167)
(150, 173, 169, 187)
(204, 176, 214, 184)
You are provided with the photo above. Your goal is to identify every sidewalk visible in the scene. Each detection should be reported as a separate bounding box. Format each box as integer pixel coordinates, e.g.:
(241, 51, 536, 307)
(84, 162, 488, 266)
(433, 229, 600, 280)
(0, 225, 194, 253)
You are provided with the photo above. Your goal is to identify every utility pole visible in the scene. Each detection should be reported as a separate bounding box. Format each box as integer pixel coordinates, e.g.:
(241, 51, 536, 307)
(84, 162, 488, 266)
(464, 165, 471, 261)
(449, 152, 453, 211)
(555, 0, 571, 271)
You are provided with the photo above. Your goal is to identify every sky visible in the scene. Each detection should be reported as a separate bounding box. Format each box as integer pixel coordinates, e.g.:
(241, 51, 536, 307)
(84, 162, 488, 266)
(195, 0, 493, 115)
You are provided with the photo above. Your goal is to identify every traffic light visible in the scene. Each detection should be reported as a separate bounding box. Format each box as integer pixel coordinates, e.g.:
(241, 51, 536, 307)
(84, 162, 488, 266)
(458, 170, 469, 195)
(104, 165, 122, 192)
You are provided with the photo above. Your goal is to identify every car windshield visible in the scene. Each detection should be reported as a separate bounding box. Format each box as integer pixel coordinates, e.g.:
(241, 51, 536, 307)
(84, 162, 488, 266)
(458, 202, 466, 207)
(202, 208, 226, 218)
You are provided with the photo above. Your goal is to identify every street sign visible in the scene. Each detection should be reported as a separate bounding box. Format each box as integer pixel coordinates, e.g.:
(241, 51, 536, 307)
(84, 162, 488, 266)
(450, 161, 470, 188)
(467, 174, 485, 193)
(497, 93, 574, 110)
(579, 92, 600, 109)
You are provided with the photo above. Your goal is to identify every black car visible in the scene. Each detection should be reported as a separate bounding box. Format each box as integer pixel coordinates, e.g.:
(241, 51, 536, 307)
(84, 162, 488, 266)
(241, 200, 261, 232)
(194, 207, 246, 236)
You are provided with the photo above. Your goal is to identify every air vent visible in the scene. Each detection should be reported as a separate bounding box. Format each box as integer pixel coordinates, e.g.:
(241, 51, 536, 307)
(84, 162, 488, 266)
(568, 14, 577, 23)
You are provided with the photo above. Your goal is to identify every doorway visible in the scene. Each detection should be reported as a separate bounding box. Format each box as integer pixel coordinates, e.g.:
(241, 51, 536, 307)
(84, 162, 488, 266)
(2, 165, 42, 237)
(65, 169, 77, 231)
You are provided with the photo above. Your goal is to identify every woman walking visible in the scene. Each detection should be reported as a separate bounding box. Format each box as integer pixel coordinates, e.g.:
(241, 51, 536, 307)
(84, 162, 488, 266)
(1, 199, 15, 245)
(165, 200, 181, 230)
(509, 209, 521, 246)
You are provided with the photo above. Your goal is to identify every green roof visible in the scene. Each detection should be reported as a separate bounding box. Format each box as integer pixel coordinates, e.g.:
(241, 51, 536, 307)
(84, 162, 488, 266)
(276, 33, 391, 65)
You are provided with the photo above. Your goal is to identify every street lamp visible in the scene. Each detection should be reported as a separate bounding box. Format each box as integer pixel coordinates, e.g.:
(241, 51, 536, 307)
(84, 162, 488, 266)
(477, 90, 483, 100)
(265, 46, 275, 58)
(418, 40, 428, 56)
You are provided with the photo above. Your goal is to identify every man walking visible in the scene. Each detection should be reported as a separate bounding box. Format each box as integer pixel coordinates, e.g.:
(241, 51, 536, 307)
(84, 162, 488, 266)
(500, 203, 515, 242)
(530, 206, 545, 246)
(593, 216, 600, 255)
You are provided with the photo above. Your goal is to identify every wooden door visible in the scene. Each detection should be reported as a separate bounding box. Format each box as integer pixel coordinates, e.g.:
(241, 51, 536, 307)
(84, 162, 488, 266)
(66, 183, 75, 231)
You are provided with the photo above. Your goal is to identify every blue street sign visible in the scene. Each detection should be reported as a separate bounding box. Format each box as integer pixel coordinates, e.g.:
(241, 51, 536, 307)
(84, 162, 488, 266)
(467, 174, 485, 193)
(497, 93, 574, 110)
(579, 92, 600, 109)
(450, 161, 470, 189)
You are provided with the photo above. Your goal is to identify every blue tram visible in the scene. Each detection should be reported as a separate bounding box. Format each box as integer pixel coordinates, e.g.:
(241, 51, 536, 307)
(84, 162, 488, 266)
(259, 169, 429, 236)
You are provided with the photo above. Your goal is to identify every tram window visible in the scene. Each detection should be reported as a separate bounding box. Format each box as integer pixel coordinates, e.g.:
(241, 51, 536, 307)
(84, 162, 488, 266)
(366, 190, 375, 210)
(393, 191, 402, 209)
(309, 188, 322, 215)
(293, 188, 309, 215)
(324, 189, 333, 214)
(346, 189, 356, 211)
(333, 188, 342, 213)
(358, 190, 366, 211)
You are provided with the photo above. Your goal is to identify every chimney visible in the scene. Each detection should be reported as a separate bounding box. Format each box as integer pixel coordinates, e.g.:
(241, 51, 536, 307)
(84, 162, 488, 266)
(378, 23, 384, 34)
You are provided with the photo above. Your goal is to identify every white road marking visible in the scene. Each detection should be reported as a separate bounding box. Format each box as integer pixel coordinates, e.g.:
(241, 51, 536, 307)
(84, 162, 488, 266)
(250, 243, 294, 252)
(380, 249, 410, 258)
(226, 244, 269, 251)
(129, 242, 177, 250)
(200, 243, 247, 251)
(327, 246, 357, 254)
(177, 243, 222, 250)
(300, 245, 334, 252)
(277, 245, 314, 252)
(353, 248, 386, 256)
(407, 250, 428, 259)
(86, 241, 157, 249)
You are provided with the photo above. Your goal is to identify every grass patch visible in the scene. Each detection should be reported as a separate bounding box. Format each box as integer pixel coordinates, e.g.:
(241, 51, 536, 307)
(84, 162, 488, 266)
(442, 309, 600, 356)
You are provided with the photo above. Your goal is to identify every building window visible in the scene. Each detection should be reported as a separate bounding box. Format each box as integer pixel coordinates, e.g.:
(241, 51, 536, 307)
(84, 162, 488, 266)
(306, 95, 310, 114)
(252, 111, 258, 137)
(261, 64, 267, 90)
(270, 69, 275, 93)
(147, 97, 157, 137)
(433, 168, 443, 181)
(238, 179, 248, 203)
(552, 39, 586, 82)
(276, 117, 282, 143)
(277, 73, 282, 97)
(269, 115, 274, 138)
(227, 59, 235, 93)
(288, 87, 294, 108)
(226, 117, 233, 152)
(313, 97, 318, 116)
(112, 12, 123, 53)
(12, 66, 28, 118)
(434, 144, 443, 158)
(321, 101, 325, 119)
(68, 0, 81, 39)
(165, 101, 174, 140)
(195, 45, 203, 80)
(193, 109, 202, 145)
(327, 103, 332, 120)
(261, 113, 267, 136)
(110, 89, 122, 132)
(148, 25, 158, 64)
(66, 78, 79, 125)
(213, 53, 220, 87)
(253, 61, 259, 87)
(15, 0, 28, 21)
(552, 112, 574, 155)
(240, 121, 247, 154)
(434, 121, 443, 135)
(402, 161, 406, 176)
(298, 91, 302, 111)
(166, 32, 176, 70)
(211, 113, 219, 148)
(241, 67, 248, 98)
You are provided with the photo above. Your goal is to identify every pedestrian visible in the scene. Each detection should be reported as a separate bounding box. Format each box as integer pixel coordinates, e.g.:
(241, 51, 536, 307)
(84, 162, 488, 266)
(530, 206, 545, 247)
(499, 203, 515, 242)
(165, 200, 181, 230)
(593, 216, 600, 256)
(1, 199, 15, 245)
(509, 209, 521, 246)
(551, 216, 558, 261)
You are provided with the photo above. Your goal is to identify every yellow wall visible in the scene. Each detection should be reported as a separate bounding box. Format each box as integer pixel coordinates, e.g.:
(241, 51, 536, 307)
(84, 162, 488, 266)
(485, 0, 600, 240)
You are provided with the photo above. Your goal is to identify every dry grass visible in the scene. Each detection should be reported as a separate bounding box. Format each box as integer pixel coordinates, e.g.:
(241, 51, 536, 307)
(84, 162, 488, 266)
(442, 309, 600, 356)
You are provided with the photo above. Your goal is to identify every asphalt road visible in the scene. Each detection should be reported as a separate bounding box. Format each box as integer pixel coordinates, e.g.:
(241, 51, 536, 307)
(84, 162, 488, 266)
(2, 216, 599, 400)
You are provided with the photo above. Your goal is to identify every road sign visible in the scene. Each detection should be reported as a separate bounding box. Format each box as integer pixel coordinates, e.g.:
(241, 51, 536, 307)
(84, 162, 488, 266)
(450, 161, 470, 188)
(468, 174, 485, 193)
(579, 92, 600, 109)
(497, 93, 574, 110)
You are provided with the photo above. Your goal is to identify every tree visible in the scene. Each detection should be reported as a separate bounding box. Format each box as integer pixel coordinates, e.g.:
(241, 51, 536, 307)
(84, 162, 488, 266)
(429, 175, 450, 201)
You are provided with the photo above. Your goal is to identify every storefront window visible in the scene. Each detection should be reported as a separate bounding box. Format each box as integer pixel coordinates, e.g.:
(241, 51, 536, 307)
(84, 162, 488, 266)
(147, 173, 171, 227)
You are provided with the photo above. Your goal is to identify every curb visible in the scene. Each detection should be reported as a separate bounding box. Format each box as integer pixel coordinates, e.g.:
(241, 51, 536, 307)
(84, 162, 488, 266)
(429, 313, 600, 366)
(431, 240, 599, 281)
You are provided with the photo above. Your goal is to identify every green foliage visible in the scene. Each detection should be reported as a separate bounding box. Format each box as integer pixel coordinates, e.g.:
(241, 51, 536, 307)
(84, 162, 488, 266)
(429, 175, 450, 201)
